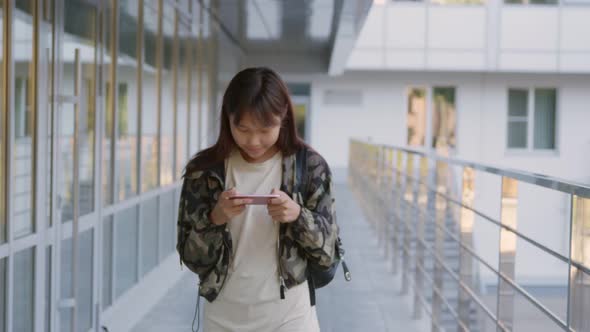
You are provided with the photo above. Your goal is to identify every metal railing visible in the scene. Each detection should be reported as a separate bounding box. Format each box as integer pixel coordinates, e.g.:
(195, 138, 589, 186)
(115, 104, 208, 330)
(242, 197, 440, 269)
(348, 139, 590, 332)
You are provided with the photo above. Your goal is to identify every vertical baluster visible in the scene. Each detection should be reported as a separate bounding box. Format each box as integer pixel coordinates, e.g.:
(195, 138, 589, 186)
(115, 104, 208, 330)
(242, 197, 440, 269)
(458, 167, 475, 330)
(384, 147, 393, 260)
(392, 150, 403, 275)
(401, 153, 414, 295)
(432, 159, 449, 331)
(414, 156, 429, 319)
(568, 195, 590, 332)
(497, 177, 518, 331)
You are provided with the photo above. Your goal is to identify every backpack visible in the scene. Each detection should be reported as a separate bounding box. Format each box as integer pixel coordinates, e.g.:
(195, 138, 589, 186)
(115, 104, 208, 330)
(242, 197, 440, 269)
(295, 148, 351, 306)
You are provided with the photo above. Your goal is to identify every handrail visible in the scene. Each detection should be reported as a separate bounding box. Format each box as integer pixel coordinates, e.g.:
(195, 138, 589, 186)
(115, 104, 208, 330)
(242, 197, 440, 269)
(389, 165, 590, 277)
(348, 139, 590, 332)
(373, 142, 590, 197)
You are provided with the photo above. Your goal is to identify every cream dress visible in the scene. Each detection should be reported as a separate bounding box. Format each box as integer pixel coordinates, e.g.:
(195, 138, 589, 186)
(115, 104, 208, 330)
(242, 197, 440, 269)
(203, 150, 320, 332)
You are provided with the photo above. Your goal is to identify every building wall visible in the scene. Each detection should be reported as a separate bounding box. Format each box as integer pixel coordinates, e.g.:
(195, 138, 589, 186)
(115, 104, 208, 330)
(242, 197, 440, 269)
(348, 2, 590, 73)
(310, 70, 590, 284)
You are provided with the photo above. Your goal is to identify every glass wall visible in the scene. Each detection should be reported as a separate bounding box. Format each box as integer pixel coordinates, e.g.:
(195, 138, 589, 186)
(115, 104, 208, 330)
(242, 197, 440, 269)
(0, 1, 214, 331)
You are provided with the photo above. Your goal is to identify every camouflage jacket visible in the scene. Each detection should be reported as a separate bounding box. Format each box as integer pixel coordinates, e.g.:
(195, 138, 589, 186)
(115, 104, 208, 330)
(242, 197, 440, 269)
(176, 146, 339, 302)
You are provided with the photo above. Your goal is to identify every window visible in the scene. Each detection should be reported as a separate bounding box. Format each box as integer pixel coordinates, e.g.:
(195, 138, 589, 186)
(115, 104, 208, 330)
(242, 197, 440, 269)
(507, 88, 557, 151)
(406, 86, 457, 149)
(406, 88, 427, 147)
(432, 87, 457, 149)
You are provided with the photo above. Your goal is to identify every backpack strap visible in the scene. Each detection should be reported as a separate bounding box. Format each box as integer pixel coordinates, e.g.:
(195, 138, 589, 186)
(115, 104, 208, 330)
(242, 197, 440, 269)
(294, 147, 317, 307)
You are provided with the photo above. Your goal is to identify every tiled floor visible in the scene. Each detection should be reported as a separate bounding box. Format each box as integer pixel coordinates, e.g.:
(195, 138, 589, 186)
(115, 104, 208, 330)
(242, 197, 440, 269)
(131, 183, 429, 332)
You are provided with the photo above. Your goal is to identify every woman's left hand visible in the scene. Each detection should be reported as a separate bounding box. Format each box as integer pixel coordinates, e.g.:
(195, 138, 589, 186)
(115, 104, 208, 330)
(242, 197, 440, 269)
(267, 188, 301, 223)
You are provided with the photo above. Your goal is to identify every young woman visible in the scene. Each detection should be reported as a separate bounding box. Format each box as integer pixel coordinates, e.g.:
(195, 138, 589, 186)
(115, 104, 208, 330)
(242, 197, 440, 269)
(176, 67, 339, 332)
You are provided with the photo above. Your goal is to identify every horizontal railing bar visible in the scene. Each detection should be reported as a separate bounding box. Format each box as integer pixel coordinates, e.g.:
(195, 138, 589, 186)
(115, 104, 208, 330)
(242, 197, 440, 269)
(409, 273, 448, 332)
(398, 197, 572, 332)
(395, 207, 508, 332)
(389, 167, 590, 277)
(352, 139, 590, 197)
(415, 262, 470, 332)
(498, 270, 571, 331)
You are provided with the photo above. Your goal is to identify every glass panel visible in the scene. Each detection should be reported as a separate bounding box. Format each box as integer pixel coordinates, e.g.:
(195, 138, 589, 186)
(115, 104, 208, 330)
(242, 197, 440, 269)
(42, 0, 55, 228)
(0, 0, 4, 243)
(507, 121, 527, 148)
(60, 310, 73, 332)
(533, 88, 556, 150)
(189, 6, 201, 155)
(407, 88, 427, 147)
(141, 197, 159, 276)
(508, 89, 528, 117)
(103, 5, 115, 205)
(59, 231, 94, 331)
(13, 1, 35, 238)
(118, 0, 139, 201)
(60, 236, 73, 331)
(159, 191, 175, 260)
(14, 247, 35, 332)
(0, 258, 6, 332)
(102, 216, 113, 309)
(58, 103, 75, 223)
(176, 24, 190, 178)
(45, 247, 52, 332)
(116, 206, 138, 298)
(432, 87, 456, 149)
(141, 3, 159, 192)
(160, 5, 175, 186)
(247, 0, 281, 39)
(77, 230, 94, 332)
(60, 1, 98, 222)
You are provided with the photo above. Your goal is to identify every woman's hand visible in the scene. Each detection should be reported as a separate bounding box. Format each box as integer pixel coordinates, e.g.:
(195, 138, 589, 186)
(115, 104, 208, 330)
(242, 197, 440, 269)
(267, 188, 301, 223)
(210, 188, 252, 225)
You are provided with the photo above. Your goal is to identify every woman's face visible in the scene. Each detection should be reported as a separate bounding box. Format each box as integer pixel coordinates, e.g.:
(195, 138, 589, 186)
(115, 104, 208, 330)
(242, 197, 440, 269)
(230, 111, 282, 163)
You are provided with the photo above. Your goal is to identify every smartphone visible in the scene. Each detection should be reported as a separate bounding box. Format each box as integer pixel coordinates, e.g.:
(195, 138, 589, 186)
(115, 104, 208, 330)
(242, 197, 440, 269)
(229, 194, 280, 205)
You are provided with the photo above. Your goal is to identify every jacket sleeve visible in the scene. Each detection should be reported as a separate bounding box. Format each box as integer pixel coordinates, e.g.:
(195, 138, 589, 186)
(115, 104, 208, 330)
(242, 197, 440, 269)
(291, 154, 339, 269)
(176, 172, 225, 279)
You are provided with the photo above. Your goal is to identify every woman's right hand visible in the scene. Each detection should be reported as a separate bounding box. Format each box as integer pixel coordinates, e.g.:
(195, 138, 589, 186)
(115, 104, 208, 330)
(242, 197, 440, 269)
(210, 188, 252, 225)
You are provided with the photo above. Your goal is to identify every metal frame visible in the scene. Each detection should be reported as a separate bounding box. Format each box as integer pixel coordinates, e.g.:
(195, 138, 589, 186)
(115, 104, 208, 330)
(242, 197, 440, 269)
(349, 139, 590, 332)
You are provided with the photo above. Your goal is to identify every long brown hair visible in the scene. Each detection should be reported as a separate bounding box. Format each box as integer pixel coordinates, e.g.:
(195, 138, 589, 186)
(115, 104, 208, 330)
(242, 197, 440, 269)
(184, 67, 305, 175)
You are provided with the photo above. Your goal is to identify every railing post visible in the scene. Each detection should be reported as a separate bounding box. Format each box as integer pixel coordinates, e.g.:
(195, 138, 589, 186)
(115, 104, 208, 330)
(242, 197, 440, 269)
(414, 156, 429, 319)
(458, 167, 475, 330)
(377, 145, 385, 249)
(401, 152, 415, 295)
(432, 159, 449, 331)
(568, 195, 590, 332)
(497, 177, 518, 331)
(384, 147, 393, 260)
(392, 150, 403, 276)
